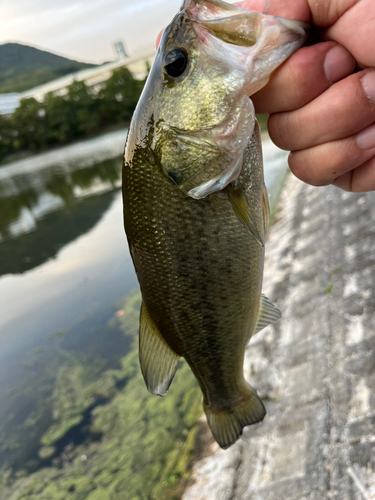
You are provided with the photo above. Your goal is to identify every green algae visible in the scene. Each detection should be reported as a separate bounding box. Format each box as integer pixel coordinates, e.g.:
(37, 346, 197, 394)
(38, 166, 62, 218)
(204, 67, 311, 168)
(38, 447, 56, 461)
(0, 289, 203, 500)
(324, 284, 334, 294)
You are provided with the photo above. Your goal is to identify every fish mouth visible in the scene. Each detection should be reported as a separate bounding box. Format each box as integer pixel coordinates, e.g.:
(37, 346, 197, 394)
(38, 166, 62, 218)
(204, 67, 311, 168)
(261, 15, 309, 48)
(242, 14, 309, 95)
(276, 17, 310, 37)
(182, 0, 309, 39)
(181, 0, 309, 96)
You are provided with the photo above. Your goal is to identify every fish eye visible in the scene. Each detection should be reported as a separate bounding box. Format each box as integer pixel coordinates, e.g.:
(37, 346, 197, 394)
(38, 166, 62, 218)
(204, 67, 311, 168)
(163, 48, 189, 78)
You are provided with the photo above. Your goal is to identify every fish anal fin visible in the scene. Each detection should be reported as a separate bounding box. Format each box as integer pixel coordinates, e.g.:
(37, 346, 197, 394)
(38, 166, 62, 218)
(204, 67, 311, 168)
(254, 293, 282, 335)
(226, 182, 264, 247)
(139, 303, 180, 396)
(203, 384, 266, 449)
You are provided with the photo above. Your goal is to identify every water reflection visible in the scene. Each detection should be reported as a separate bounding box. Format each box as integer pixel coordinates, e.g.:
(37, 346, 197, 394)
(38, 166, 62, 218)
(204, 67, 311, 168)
(0, 164, 123, 276)
(0, 156, 122, 241)
(0, 128, 140, 475)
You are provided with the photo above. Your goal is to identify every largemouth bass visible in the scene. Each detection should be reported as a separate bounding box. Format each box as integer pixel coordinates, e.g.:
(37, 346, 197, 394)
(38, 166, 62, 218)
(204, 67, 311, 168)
(123, 0, 308, 449)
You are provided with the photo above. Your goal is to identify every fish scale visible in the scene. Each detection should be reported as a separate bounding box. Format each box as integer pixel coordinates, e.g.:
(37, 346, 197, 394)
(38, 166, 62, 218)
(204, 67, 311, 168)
(124, 125, 265, 440)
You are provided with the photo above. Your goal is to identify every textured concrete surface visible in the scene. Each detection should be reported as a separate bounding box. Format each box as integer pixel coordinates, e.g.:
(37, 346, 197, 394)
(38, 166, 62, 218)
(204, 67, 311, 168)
(183, 173, 375, 500)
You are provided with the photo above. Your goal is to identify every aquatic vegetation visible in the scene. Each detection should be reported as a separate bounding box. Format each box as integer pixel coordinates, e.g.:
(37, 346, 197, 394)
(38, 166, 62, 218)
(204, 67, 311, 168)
(0, 290, 203, 500)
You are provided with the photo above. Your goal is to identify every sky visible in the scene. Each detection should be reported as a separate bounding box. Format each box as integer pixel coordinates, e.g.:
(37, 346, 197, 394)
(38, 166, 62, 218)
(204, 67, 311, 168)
(0, 0, 183, 64)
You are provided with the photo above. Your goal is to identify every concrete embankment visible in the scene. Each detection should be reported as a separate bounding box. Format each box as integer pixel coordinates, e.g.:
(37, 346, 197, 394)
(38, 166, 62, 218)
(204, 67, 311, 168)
(183, 173, 375, 500)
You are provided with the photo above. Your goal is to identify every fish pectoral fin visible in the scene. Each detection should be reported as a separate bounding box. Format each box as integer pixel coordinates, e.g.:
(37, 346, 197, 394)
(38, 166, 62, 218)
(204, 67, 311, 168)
(203, 384, 266, 449)
(254, 294, 282, 335)
(226, 182, 264, 247)
(139, 303, 180, 397)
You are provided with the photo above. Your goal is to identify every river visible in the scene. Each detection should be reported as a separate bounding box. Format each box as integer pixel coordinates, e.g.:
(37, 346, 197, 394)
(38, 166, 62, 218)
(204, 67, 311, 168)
(0, 126, 288, 478)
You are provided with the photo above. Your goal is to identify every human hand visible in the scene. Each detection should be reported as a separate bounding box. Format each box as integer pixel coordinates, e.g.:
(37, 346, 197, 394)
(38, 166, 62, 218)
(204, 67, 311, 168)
(237, 0, 375, 192)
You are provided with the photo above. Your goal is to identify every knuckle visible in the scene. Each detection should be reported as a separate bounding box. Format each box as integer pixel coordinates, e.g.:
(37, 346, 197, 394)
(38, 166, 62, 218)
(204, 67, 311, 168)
(288, 150, 330, 187)
(268, 113, 298, 150)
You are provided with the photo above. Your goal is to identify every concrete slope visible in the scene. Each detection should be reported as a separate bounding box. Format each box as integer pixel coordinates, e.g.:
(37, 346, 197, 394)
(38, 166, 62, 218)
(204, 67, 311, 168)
(183, 173, 375, 500)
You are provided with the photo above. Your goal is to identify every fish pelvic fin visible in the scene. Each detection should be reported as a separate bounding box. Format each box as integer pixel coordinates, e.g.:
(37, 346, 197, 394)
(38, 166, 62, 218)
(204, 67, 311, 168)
(139, 303, 180, 396)
(203, 384, 266, 449)
(254, 294, 282, 335)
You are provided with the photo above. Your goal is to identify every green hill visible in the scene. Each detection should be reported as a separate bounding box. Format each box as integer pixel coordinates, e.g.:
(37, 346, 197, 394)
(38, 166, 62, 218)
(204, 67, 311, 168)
(0, 42, 97, 93)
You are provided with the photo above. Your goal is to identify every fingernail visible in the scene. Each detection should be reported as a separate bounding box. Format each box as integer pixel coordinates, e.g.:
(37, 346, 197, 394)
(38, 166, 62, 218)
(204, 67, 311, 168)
(357, 124, 375, 150)
(324, 45, 354, 83)
(361, 71, 375, 104)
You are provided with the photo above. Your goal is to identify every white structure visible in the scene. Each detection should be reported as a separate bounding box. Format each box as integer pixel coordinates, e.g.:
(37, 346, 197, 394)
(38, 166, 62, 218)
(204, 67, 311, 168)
(114, 41, 128, 60)
(20, 48, 155, 103)
(0, 93, 20, 116)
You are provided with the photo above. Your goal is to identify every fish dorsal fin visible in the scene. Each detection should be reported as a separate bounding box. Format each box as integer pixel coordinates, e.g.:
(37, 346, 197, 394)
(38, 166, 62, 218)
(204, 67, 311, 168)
(254, 294, 282, 334)
(262, 183, 270, 239)
(226, 182, 264, 247)
(139, 303, 180, 396)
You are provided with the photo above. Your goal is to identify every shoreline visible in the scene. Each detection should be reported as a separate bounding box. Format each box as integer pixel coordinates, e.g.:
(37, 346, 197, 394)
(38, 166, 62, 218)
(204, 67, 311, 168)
(182, 173, 375, 499)
(0, 115, 269, 169)
(0, 121, 129, 168)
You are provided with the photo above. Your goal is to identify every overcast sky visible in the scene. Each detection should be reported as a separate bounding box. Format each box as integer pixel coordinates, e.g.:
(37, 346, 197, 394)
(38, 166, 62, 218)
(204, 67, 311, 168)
(0, 0, 183, 64)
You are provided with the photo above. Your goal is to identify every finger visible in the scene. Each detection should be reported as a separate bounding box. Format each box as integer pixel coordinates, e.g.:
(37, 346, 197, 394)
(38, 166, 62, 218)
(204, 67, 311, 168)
(262, 0, 310, 22)
(268, 69, 375, 151)
(288, 124, 375, 186)
(333, 155, 375, 192)
(325, 0, 375, 68)
(252, 42, 355, 113)
(234, 0, 264, 12)
(245, 0, 375, 68)
(237, 0, 311, 22)
(156, 30, 163, 48)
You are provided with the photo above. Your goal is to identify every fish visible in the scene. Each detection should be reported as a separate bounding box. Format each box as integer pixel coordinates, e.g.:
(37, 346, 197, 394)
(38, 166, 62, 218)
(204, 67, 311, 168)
(122, 0, 308, 449)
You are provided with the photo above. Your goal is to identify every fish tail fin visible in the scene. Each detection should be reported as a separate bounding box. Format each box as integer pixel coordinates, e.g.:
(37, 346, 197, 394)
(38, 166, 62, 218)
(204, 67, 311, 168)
(203, 384, 266, 449)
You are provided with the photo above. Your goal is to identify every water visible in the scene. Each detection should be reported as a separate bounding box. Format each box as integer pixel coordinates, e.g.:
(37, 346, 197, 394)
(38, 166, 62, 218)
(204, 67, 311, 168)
(0, 128, 140, 471)
(0, 127, 288, 474)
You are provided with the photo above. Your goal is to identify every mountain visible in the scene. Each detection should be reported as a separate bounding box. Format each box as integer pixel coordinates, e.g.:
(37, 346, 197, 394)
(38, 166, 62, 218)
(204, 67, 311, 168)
(0, 42, 98, 94)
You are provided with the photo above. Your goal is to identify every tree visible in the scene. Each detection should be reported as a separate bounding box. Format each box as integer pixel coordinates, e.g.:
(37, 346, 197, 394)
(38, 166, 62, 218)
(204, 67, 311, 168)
(99, 67, 144, 125)
(0, 115, 19, 160)
(11, 98, 48, 150)
(0, 68, 145, 162)
(66, 80, 100, 135)
(43, 93, 73, 144)
(44, 81, 100, 144)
